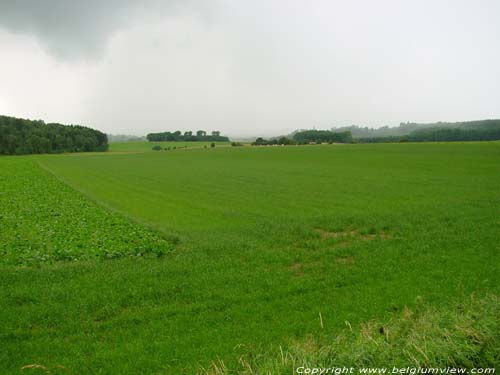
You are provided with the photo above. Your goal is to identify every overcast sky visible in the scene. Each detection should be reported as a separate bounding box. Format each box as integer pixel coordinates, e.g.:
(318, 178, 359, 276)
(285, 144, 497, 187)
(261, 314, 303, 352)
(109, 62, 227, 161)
(0, 0, 499, 137)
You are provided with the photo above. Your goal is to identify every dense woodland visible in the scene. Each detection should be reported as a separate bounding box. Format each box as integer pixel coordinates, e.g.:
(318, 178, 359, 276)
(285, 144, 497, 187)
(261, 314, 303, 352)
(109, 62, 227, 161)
(147, 130, 229, 142)
(0, 115, 108, 155)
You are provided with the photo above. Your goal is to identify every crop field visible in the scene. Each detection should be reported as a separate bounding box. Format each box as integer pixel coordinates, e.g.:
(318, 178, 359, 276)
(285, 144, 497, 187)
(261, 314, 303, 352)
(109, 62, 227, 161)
(1, 142, 499, 374)
(0, 158, 172, 266)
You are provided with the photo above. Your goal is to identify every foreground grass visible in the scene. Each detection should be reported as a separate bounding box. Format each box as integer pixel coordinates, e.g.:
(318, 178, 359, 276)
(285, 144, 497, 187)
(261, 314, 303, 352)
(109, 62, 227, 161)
(1, 142, 499, 373)
(201, 294, 499, 374)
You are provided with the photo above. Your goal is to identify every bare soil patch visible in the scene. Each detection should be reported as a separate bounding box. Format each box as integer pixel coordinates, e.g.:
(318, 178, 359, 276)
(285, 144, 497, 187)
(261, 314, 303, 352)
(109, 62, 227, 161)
(314, 228, 392, 242)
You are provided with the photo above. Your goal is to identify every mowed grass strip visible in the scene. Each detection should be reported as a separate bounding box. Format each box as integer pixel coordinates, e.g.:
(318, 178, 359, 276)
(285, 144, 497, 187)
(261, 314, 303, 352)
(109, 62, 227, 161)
(0, 157, 172, 266)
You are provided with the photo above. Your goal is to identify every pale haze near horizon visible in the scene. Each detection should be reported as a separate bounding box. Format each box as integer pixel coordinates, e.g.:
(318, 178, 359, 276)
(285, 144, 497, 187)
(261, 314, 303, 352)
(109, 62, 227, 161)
(0, 0, 499, 138)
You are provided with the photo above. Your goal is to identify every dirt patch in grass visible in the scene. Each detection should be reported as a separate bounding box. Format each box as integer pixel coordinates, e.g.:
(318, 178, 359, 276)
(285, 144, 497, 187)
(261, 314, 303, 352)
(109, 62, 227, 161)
(315, 229, 358, 239)
(335, 256, 355, 265)
(314, 228, 392, 243)
(288, 260, 324, 277)
(288, 263, 305, 276)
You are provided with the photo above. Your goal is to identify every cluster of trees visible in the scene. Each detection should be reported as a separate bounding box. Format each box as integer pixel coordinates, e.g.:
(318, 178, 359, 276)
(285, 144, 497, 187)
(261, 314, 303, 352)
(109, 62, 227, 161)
(0, 115, 108, 155)
(252, 137, 296, 146)
(292, 130, 353, 143)
(152, 143, 216, 151)
(147, 130, 229, 142)
(252, 130, 353, 146)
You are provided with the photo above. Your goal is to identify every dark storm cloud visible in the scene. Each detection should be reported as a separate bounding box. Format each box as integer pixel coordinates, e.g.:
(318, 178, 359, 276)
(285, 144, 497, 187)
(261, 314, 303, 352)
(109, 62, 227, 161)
(0, 0, 189, 59)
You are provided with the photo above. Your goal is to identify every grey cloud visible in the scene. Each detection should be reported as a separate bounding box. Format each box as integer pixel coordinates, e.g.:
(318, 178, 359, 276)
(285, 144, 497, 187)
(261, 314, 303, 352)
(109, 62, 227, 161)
(0, 1, 499, 137)
(0, 0, 191, 59)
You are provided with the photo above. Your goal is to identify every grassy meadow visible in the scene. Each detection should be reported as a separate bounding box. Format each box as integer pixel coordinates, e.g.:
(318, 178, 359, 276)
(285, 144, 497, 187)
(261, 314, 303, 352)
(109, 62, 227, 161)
(1, 142, 499, 373)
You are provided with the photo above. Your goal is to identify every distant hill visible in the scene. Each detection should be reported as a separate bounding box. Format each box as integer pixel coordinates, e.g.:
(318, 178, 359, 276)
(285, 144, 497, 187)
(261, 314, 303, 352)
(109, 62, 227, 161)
(284, 120, 500, 144)
(108, 134, 146, 142)
(0, 115, 108, 155)
(331, 119, 500, 139)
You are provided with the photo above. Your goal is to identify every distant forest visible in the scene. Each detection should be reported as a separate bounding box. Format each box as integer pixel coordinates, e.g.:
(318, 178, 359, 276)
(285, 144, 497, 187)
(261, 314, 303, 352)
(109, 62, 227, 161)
(0, 115, 108, 155)
(259, 119, 500, 145)
(331, 119, 500, 142)
(147, 130, 229, 142)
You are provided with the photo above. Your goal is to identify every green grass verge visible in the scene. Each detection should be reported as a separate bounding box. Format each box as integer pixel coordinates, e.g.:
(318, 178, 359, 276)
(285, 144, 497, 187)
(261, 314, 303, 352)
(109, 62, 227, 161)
(201, 294, 499, 374)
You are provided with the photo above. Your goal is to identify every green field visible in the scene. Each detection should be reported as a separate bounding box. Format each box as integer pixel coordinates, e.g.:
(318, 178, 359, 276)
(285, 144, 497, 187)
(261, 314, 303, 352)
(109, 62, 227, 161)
(1, 142, 499, 373)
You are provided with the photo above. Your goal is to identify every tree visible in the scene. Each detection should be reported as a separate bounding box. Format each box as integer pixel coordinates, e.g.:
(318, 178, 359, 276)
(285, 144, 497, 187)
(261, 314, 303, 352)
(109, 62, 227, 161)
(278, 136, 290, 145)
(254, 137, 265, 145)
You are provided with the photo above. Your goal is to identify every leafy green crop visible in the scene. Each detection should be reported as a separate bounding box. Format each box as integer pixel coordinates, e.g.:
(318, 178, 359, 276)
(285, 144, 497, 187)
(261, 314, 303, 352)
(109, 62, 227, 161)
(0, 157, 172, 266)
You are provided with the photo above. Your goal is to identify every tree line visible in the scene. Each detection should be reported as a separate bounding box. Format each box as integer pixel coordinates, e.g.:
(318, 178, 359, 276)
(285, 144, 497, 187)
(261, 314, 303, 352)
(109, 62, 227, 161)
(292, 130, 353, 143)
(252, 130, 353, 145)
(0, 115, 108, 155)
(147, 130, 229, 142)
